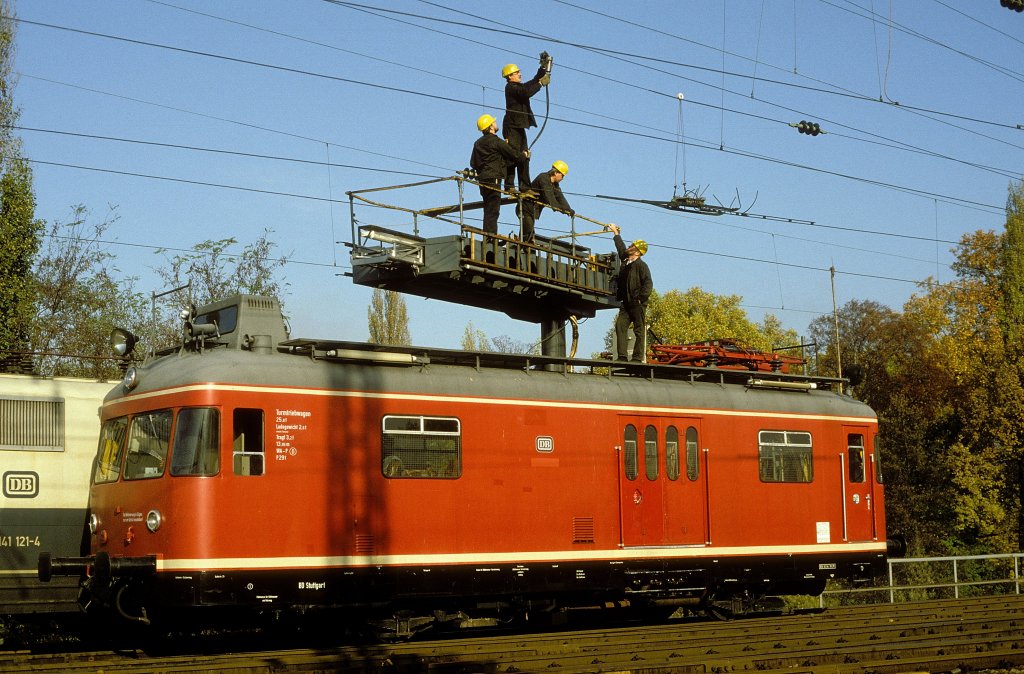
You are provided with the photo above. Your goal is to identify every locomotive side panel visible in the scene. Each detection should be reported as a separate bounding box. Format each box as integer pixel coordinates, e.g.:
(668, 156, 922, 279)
(69, 331, 888, 621)
(1, 375, 112, 613)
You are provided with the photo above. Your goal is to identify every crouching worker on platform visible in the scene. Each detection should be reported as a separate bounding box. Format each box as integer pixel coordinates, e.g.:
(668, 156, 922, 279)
(518, 160, 573, 243)
(609, 223, 653, 362)
(471, 113, 529, 237)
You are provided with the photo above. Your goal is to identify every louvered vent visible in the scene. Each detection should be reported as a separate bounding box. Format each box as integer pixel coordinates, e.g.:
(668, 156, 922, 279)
(355, 535, 376, 555)
(572, 517, 595, 544)
(0, 398, 64, 451)
(245, 297, 278, 311)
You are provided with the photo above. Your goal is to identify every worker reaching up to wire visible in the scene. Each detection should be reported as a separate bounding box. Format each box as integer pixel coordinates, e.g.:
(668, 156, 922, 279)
(518, 160, 573, 243)
(608, 223, 653, 363)
(471, 113, 529, 236)
(502, 54, 550, 191)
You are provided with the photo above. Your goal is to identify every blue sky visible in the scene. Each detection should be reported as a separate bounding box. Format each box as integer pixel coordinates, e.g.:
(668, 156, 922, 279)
(11, 0, 1023, 357)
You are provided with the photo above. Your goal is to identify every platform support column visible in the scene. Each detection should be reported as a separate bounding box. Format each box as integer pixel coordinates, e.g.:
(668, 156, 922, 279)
(540, 317, 566, 372)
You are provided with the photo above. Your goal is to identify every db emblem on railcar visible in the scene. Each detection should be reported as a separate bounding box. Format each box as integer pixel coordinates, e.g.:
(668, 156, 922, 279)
(536, 436, 553, 453)
(3, 471, 39, 498)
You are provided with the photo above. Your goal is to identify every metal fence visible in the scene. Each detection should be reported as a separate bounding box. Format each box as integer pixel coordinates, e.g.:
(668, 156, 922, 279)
(819, 552, 1024, 606)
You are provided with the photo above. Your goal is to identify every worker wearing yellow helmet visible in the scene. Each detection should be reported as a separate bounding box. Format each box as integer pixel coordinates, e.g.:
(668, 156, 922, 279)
(470, 113, 529, 236)
(607, 224, 654, 363)
(502, 57, 549, 191)
(518, 160, 573, 243)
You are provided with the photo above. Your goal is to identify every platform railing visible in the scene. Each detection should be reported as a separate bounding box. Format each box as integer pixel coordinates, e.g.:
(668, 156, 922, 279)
(819, 551, 1024, 607)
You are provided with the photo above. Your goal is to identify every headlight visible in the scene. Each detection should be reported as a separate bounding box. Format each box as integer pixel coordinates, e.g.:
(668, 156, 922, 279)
(145, 509, 162, 532)
(88, 514, 99, 534)
(122, 367, 138, 391)
(110, 328, 139, 357)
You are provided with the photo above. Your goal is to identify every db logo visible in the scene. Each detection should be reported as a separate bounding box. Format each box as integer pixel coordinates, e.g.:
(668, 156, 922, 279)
(3, 471, 39, 498)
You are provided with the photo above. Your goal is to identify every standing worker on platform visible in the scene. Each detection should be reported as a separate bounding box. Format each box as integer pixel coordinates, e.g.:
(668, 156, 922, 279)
(470, 113, 529, 236)
(609, 224, 653, 362)
(502, 56, 550, 191)
(519, 160, 573, 243)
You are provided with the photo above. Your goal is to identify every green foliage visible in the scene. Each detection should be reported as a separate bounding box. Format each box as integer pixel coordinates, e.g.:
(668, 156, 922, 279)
(645, 287, 799, 354)
(0, 4, 42, 370)
(0, 158, 41, 362)
(368, 288, 411, 345)
(1001, 181, 1024, 356)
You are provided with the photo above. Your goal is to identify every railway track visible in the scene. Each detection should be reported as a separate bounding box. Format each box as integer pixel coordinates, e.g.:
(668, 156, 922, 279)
(2, 594, 1023, 673)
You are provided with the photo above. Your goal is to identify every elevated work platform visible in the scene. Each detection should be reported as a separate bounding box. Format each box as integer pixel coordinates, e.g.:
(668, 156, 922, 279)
(346, 176, 621, 325)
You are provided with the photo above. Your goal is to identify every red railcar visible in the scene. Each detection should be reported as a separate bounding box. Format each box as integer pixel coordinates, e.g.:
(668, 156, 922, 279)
(41, 295, 901, 637)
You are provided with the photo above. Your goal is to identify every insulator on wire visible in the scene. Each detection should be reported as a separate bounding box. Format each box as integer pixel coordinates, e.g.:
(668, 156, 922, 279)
(792, 120, 823, 137)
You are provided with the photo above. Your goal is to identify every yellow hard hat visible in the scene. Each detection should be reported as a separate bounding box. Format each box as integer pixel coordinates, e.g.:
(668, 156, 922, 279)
(502, 63, 520, 78)
(633, 239, 648, 255)
(476, 114, 496, 132)
(551, 160, 569, 176)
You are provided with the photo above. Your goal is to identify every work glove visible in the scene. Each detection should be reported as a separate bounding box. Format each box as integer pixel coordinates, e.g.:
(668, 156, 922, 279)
(539, 74, 551, 86)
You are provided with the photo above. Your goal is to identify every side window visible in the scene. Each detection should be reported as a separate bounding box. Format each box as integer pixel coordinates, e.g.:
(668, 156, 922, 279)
(873, 433, 885, 484)
(847, 434, 865, 483)
(644, 425, 658, 480)
(93, 416, 128, 484)
(665, 426, 680, 481)
(623, 424, 638, 480)
(759, 430, 813, 483)
(685, 426, 699, 481)
(382, 415, 461, 479)
(233, 408, 264, 476)
(123, 410, 172, 480)
(171, 408, 220, 477)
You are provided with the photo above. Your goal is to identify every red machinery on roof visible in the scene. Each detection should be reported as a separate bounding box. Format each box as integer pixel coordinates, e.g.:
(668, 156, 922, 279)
(648, 338, 806, 373)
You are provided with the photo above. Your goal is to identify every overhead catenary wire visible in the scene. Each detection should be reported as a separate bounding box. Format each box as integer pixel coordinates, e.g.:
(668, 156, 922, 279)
(14, 18, 1016, 208)
(14, 5, 1007, 329)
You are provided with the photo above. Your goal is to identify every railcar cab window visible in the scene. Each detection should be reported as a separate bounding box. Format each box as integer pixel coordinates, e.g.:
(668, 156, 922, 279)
(623, 425, 638, 480)
(123, 410, 172, 480)
(847, 434, 866, 483)
(758, 430, 813, 483)
(94, 416, 128, 484)
(233, 408, 264, 476)
(170, 408, 220, 476)
(381, 415, 461, 479)
(194, 305, 238, 335)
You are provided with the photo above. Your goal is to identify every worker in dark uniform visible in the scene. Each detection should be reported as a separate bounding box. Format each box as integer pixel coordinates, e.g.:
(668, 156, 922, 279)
(609, 223, 653, 362)
(470, 113, 529, 236)
(502, 62, 547, 191)
(519, 160, 573, 243)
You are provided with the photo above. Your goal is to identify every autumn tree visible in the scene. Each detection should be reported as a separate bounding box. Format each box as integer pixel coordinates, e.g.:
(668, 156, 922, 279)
(813, 221, 1024, 555)
(461, 321, 491, 351)
(368, 288, 410, 346)
(153, 231, 290, 347)
(31, 206, 148, 378)
(460, 321, 538, 354)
